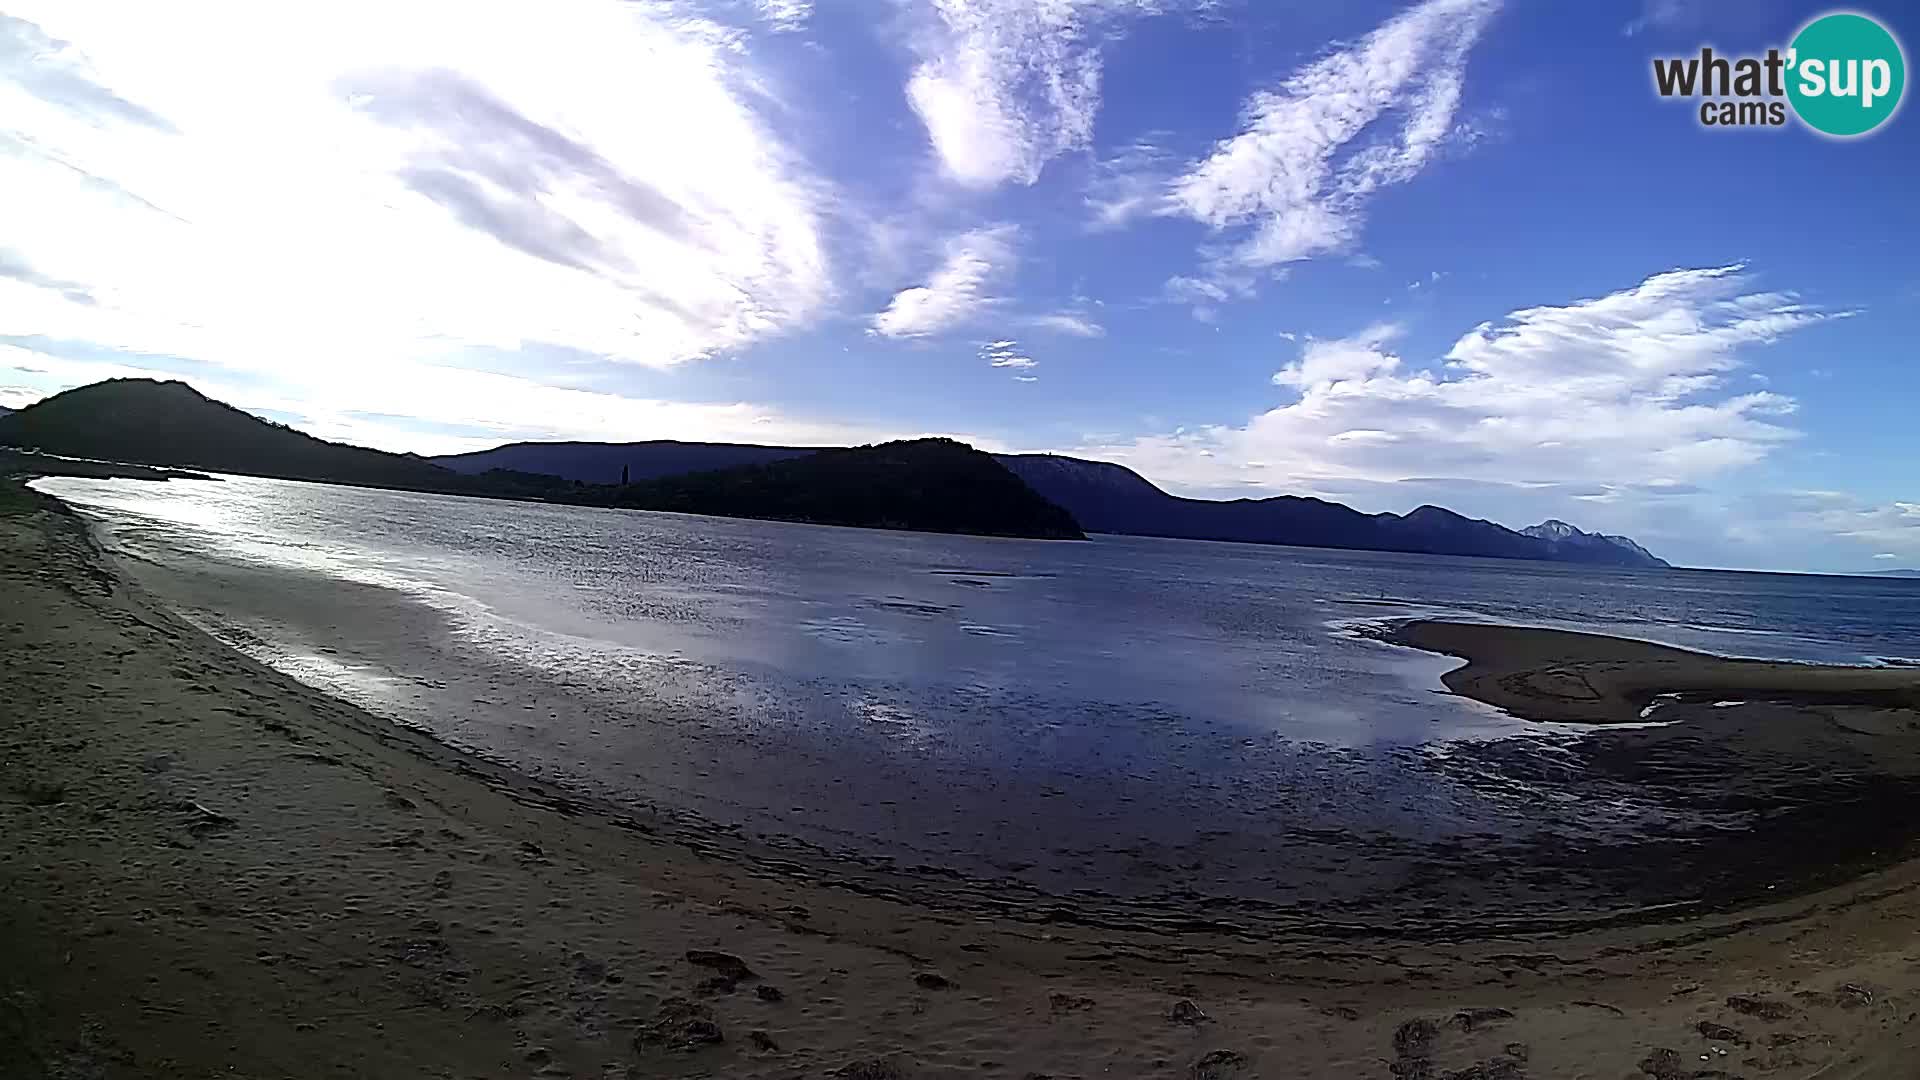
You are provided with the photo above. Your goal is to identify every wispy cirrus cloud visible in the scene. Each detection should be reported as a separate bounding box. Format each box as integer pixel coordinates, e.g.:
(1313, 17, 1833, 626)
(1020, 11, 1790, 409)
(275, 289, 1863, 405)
(751, 0, 812, 32)
(1073, 265, 1838, 495)
(1084, 139, 1178, 229)
(869, 224, 1018, 338)
(1023, 301, 1105, 338)
(983, 338, 1038, 370)
(1133, 0, 1500, 298)
(902, 1, 1202, 190)
(0, 248, 95, 306)
(1165, 271, 1255, 310)
(0, 1, 834, 381)
(1623, 0, 1704, 37)
(0, 12, 176, 132)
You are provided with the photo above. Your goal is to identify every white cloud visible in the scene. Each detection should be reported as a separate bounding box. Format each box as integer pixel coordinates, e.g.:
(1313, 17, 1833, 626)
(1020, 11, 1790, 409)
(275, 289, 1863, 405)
(1014, 375, 1038, 383)
(903, 1, 1195, 189)
(0, 1, 833, 385)
(1152, 274, 1228, 305)
(1272, 322, 1402, 386)
(1165, 275, 1239, 305)
(1024, 310, 1105, 338)
(1163, 0, 1499, 279)
(1085, 139, 1178, 229)
(1165, 270, 1257, 322)
(1714, 491, 1920, 566)
(1803, 500, 1920, 556)
(1624, 0, 1694, 37)
(981, 338, 1037, 370)
(869, 225, 1017, 338)
(1623, 1, 1774, 39)
(752, 0, 811, 32)
(1070, 265, 1836, 495)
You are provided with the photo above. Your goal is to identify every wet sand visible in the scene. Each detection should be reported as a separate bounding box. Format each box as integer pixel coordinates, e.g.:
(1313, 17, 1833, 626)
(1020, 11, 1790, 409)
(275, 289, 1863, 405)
(1387, 619, 1920, 725)
(7, 479, 1920, 1077)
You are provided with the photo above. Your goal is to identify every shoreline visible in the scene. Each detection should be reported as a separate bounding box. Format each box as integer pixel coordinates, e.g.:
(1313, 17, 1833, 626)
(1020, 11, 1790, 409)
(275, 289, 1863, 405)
(7, 480, 1920, 1076)
(0, 444, 1086, 544)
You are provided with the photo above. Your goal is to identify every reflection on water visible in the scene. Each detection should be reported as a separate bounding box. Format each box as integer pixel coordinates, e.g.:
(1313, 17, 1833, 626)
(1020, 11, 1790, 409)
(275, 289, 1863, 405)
(31, 473, 1920, 915)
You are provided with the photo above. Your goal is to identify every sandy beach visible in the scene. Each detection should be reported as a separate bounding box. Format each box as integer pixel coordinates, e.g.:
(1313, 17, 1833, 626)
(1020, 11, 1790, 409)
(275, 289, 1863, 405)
(1386, 620, 1920, 726)
(7, 479, 1920, 1079)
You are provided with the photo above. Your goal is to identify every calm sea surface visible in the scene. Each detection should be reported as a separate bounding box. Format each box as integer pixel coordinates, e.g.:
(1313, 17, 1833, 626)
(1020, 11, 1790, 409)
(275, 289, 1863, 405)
(34, 474, 1920, 910)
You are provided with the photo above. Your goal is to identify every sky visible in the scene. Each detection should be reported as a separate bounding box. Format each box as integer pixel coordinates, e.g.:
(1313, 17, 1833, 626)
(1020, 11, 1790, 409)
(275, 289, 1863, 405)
(1, 0, 1916, 572)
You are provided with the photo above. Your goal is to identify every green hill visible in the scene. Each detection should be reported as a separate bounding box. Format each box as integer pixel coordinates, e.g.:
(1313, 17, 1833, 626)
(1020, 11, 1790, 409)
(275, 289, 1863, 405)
(0, 379, 1083, 540)
(0, 379, 465, 492)
(595, 438, 1084, 539)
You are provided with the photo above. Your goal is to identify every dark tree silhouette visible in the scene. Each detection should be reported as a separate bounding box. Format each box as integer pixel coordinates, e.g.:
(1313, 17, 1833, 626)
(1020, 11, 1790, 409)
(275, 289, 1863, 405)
(589, 439, 1083, 539)
(0, 379, 463, 491)
(0, 379, 1085, 541)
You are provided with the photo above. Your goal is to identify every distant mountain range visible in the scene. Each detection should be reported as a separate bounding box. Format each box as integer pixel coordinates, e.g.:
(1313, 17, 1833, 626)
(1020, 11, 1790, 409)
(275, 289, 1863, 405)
(997, 454, 1666, 567)
(1867, 568, 1920, 579)
(1521, 518, 1665, 567)
(0, 379, 1670, 565)
(438, 440, 1669, 568)
(0, 380, 1080, 540)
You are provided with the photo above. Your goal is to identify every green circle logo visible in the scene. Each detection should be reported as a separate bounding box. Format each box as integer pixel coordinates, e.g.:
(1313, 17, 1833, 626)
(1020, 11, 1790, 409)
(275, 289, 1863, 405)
(1787, 12, 1906, 137)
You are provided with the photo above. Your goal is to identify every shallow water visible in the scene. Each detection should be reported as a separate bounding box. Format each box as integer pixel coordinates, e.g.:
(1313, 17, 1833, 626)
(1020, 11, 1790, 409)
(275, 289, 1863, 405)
(35, 474, 1920, 916)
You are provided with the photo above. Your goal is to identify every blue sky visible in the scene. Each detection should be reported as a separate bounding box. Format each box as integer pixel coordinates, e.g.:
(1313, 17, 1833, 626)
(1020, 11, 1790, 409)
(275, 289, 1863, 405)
(1, 0, 1915, 571)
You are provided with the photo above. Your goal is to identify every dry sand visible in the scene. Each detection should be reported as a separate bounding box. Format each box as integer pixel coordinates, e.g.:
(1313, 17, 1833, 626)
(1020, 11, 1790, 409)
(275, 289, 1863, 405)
(6, 479, 1920, 1078)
